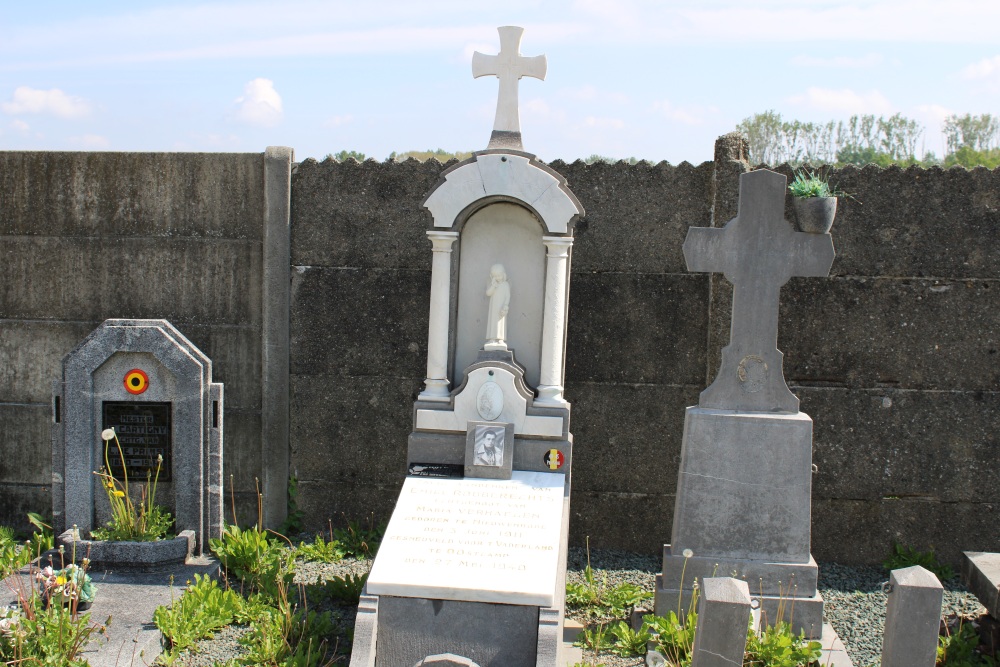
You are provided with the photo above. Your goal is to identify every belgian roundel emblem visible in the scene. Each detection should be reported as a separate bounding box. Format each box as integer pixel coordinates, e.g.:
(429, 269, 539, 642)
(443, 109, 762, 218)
(543, 449, 564, 470)
(124, 369, 149, 395)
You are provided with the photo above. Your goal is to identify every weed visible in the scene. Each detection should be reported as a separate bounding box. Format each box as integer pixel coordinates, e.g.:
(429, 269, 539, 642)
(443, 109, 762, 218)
(608, 619, 650, 657)
(295, 525, 347, 564)
(332, 514, 384, 560)
(883, 542, 956, 581)
(92, 428, 173, 541)
(308, 573, 368, 606)
(575, 622, 614, 652)
(938, 617, 997, 667)
(566, 541, 652, 619)
(279, 475, 306, 535)
(744, 621, 823, 667)
(153, 574, 241, 664)
(210, 523, 294, 598)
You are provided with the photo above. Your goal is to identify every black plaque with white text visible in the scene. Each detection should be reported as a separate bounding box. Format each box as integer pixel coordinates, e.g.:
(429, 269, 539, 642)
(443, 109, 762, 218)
(101, 402, 172, 482)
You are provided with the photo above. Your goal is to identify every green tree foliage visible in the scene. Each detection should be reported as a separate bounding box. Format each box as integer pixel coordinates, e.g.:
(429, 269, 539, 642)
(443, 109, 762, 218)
(943, 113, 1000, 154)
(736, 111, 923, 166)
(389, 149, 473, 162)
(325, 150, 366, 162)
(583, 155, 640, 164)
(941, 114, 1000, 168)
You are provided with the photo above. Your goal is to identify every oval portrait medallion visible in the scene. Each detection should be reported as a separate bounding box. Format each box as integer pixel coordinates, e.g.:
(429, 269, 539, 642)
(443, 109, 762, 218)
(476, 381, 504, 421)
(737, 355, 768, 393)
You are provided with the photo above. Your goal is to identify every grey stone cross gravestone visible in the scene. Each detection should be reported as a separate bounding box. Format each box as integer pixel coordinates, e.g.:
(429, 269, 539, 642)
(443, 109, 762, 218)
(655, 169, 835, 638)
(350, 26, 584, 667)
(52, 319, 223, 556)
(472, 25, 546, 150)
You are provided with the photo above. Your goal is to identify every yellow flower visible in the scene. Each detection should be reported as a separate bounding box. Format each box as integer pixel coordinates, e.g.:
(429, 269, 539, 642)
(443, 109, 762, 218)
(56, 576, 67, 585)
(113, 490, 125, 498)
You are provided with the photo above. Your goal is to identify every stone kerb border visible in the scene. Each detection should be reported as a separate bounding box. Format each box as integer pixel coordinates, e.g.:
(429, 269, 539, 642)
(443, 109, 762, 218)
(422, 151, 583, 234)
(57, 528, 195, 572)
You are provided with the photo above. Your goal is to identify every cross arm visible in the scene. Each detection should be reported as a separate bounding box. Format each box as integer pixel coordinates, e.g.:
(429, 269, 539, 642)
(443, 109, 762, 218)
(518, 54, 547, 81)
(471, 52, 499, 79)
(789, 232, 836, 278)
(683, 226, 733, 274)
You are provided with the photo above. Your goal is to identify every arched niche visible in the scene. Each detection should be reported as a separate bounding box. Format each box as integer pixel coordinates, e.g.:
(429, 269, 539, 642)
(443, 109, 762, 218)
(454, 202, 545, 387)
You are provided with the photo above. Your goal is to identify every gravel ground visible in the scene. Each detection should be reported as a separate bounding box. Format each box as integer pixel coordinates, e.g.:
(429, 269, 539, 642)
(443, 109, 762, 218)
(168, 548, 988, 667)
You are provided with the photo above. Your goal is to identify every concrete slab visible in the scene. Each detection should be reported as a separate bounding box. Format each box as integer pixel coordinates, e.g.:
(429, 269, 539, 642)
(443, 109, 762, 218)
(1, 557, 219, 667)
(962, 551, 1000, 618)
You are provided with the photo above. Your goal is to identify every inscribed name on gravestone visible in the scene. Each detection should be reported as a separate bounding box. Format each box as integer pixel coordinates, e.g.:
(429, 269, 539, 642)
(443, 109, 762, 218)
(367, 471, 565, 607)
(102, 402, 172, 482)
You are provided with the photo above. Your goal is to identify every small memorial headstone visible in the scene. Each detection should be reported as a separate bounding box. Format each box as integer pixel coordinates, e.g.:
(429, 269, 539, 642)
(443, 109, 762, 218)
(52, 319, 223, 555)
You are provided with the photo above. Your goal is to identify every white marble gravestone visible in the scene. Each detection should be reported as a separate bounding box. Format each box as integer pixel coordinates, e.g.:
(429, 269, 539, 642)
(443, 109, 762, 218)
(350, 26, 584, 667)
(52, 319, 223, 555)
(655, 170, 834, 638)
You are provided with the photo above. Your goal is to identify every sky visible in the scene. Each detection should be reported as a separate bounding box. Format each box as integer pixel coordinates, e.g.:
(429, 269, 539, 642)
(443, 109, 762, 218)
(1, 1, 999, 164)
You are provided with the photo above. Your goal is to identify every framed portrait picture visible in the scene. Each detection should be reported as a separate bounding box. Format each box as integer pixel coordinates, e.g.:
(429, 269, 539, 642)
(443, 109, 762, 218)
(464, 421, 514, 480)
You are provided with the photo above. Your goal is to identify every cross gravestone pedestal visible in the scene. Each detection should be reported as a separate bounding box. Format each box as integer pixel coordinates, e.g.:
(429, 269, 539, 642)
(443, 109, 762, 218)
(350, 26, 584, 667)
(655, 170, 834, 638)
(52, 319, 223, 560)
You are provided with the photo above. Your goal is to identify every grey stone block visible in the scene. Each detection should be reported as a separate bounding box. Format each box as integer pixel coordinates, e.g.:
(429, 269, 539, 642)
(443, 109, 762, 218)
(0, 403, 50, 484)
(812, 497, 999, 567)
(374, 596, 539, 667)
(0, 236, 262, 324)
(296, 479, 401, 535)
(262, 146, 293, 529)
(564, 273, 708, 385)
(564, 383, 698, 497)
(881, 566, 943, 667)
(569, 490, 674, 554)
(349, 593, 378, 667)
(548, 160, 714, 274)
(290, 374, 417, 486)
(291, 157, 444, 270)
(800, 164, 1000, 280)
(0, 151, 265, 239)
(690, 577, 751, 667)
(805, 387, 1000, 504)
(414, 655, 481, 667)
(0, 321, 99, 403)
(961, 552, 1000, 618)
(655, 574, 824, 639)
(779, 277, 1000, 391)
(670, 408, 813, 563)
(661, 545, 818, 597)
(57, 528, 194, 571)
(180, 324, 262, 410)
(289, 266, 429, 379)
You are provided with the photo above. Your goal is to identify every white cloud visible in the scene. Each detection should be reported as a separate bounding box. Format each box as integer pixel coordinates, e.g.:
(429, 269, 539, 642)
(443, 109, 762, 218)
(324, 114, 353, 128)
(916, 104, 954, 125)
(962, 55, 1000, 79)
(0, 86, 90, 118)
(233, 78, 283, 127)
(462, 41, 495, 64)
(522, 98, 566, 124)
(581, 116, 624, 130)
(652, 100, 717, 126)
(790, 53, 884, 68)
(787, 87, 893, 115)
(69, 134, 110, 149)
(9, 119, 29, 133)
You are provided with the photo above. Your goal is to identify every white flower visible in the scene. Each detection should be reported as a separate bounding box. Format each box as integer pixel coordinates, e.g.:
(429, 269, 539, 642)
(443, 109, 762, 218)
(101, 428, 116, 441)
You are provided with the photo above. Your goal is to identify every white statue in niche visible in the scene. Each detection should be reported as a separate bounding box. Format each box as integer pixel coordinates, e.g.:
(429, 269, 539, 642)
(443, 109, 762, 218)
(484, 263, 510, 351)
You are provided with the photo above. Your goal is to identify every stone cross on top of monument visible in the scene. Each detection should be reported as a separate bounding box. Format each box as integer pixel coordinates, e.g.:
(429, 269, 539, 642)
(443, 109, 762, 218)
(472, 25, 546, 150)
(683, 169, 835, 414)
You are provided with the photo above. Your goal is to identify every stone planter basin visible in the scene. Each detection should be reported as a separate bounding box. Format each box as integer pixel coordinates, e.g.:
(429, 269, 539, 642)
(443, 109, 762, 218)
(57, 529, 195, 572)
(793, 196, 837, 234)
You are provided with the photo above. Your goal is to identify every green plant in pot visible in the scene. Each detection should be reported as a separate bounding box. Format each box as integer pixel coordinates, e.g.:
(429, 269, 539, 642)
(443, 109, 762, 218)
(788, 170, 839, 234)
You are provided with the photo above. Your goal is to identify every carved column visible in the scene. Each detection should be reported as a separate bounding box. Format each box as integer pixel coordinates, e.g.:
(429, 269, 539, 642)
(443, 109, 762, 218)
(419, 231, 459, 402)
(536, 236, 573, 405)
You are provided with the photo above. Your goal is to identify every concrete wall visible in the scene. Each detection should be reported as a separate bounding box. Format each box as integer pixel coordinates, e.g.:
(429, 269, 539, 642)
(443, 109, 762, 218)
(0, 151, 271, 530)
(0, 139, 997, 566)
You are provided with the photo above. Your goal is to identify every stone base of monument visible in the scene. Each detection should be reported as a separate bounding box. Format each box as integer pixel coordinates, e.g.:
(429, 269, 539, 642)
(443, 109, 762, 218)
(56, 528, 202, 573)
(654, 574, 824, 639)
(349, 471, 572, 667)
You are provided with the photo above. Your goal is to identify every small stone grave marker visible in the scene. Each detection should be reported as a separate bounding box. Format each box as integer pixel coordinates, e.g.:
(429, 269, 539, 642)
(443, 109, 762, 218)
(52, 319, 223, 555)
